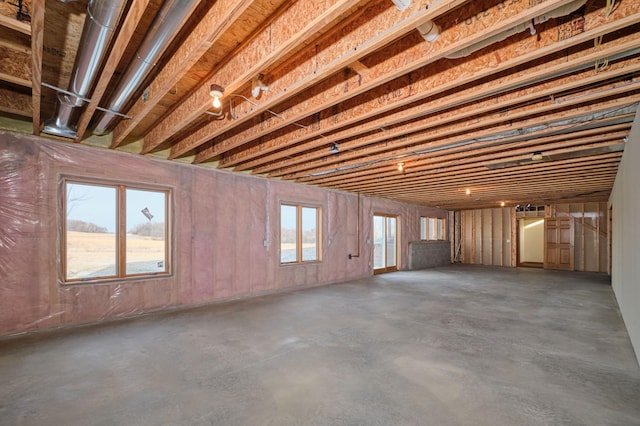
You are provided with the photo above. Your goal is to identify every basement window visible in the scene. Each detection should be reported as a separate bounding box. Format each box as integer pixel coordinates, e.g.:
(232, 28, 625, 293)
(420, 217, 447, 241)
(280, 203, 322, 264)
(62, 179, 171, 283)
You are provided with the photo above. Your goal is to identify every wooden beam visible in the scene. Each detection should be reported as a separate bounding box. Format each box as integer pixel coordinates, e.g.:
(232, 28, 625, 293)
(195, 0, 633, 164)
(287, 88, 639, 184)
(0, 87, 31, 117)
(30, 0, 45, 135)
(330, 141, 626, 193)
(145, 0, 403, 154)
(238, 30, 640, 173)
(165, 0, 472, 158)
(364, 166, 620, 196)
(336, 155, 624, 200)
(312, 123, 628, 188)
(262, 55, 640, 177)
(75, 0, 151, 142)
(109, 0, 254, 148)
(0, 72, 31, 88)
(337, 150, 625, 194)
(0, 14, 30, 35)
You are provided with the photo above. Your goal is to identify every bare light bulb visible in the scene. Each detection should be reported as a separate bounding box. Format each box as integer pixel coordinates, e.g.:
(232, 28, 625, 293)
(212, 96, 221, 109)
(466, 188, 471, 195)
(397, 162, 404, 172)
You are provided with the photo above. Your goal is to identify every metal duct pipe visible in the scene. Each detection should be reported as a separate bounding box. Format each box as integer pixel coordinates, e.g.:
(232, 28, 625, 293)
(43, 0, 127, 138)
(446, 0, 587, 59)
(93, 0, 200, 135)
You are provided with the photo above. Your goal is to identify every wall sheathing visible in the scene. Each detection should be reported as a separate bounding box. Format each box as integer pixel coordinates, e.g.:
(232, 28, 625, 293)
(461, 208, 515, 267)
(460, 204, 609, 272)
(609, 106, 640, 361)
(0, 132, 446, 336)
(547, 203, 609, 273)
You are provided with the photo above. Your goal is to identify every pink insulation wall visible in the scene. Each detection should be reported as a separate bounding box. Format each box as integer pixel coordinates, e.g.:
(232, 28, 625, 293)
(0, 131, 446, 336)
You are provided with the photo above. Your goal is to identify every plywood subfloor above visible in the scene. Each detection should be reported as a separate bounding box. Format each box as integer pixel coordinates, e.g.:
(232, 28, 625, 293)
(1, 0, 639, 210)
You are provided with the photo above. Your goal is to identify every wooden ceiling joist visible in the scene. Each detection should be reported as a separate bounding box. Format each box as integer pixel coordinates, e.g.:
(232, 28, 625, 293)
(143, 0, 380, 154)
(109, 0, 255, 148)
(340, 154, 624, 197)
(287, 90, 640, 182)
(328, 139, 626, 194)
(30, 0, 44, 136)
(261, 56, 640, 177)
(0, 13, 30, 35)
(239, 32, 640, 174)
(191, 0, 586, 163)
(165, 0, 473, 159)
(332, 135, 628, 192)
(2, 0, 638, 210)
(300, 112, 634, 186)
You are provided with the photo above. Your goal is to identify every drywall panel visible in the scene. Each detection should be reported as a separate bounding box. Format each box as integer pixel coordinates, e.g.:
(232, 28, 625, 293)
(610, 105, 640, 363)
(0, 131, 446, 336)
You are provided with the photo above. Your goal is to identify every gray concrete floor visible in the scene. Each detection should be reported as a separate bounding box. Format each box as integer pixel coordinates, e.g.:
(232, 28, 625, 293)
(1, 265, 639, 426)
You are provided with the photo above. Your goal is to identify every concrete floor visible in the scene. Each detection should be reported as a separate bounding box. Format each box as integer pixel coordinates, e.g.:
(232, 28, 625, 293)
(1, 265, 639, 426)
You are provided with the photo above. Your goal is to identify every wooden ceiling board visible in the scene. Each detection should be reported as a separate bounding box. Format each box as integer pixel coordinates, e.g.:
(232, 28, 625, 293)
(2, 0, 639, 210)
(226, 11, 640, 172)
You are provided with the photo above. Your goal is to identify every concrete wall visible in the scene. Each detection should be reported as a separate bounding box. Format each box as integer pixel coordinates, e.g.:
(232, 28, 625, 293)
(0, 132, 446, 336)
(408, 241, 451, 270)
(609, 107, 640, 361)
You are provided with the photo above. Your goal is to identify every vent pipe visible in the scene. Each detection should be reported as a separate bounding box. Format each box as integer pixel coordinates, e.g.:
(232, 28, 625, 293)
(43, 0, 127, 138)
(446, 0, 587, 59)
(93, 0, 200, 135)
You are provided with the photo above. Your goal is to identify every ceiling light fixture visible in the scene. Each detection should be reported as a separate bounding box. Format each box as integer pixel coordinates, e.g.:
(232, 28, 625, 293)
(466, 188, 471, 196)
(251, 74, 268, 99)
(531, 151, 544, 161)
(210, 84, 224, 109)
(500, 201, 506, 207)
(330, 143, 339, 154)
(397, 162, 404, 172)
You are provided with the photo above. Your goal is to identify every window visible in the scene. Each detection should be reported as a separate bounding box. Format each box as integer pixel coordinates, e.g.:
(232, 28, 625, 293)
(420, 216, 447, 241)
(63, 179, 170, 282)
(280, 203, 321, 264)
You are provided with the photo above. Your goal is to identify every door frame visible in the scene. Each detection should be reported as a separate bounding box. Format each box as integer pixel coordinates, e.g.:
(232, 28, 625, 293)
(372, 213, 399, 274)
(544, 216, 574, 271)
(516, 218, 545, 268)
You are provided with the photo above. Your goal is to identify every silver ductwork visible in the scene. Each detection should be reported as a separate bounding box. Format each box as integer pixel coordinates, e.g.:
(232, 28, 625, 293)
(446, 0, 588, 59)
(93, 0, 200, 135)
(43, 0, 127, 138)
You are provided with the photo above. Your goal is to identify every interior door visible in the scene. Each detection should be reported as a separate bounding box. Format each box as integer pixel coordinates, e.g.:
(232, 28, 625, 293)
(373, 214, 398, 274)
(544, 217, 574, 271)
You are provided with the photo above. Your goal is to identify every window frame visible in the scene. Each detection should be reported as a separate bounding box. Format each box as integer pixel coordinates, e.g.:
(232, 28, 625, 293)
(420, 216, 448, 241)
(61, 176, 172, 284)
(279, 202, 322, 265)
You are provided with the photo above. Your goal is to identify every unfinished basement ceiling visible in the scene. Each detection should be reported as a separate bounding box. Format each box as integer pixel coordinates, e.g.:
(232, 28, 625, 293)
(1, 0, 639, 210)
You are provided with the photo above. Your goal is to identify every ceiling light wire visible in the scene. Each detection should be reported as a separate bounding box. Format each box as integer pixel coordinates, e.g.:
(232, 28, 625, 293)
(228, 93, 328, 139)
